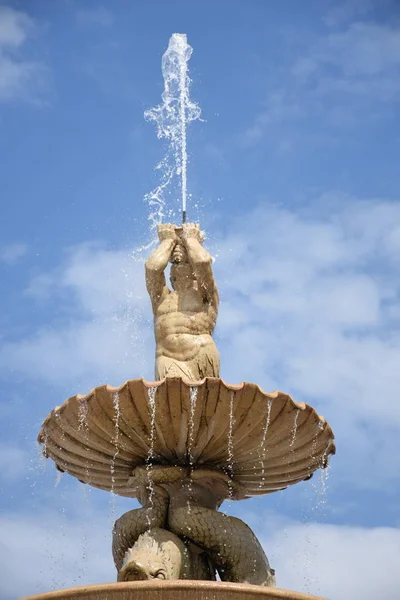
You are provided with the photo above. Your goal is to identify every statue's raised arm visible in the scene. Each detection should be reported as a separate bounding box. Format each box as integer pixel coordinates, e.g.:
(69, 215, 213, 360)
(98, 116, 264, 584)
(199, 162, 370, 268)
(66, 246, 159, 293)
(145, 224, 177, 312)
(146, 223, 220, 381)
(180, 223, 218, 309)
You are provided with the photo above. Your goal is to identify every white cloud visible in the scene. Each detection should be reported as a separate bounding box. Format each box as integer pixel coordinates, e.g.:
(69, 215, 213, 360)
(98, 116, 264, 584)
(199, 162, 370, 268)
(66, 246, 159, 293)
(0, 6, 47, 103)
(243, 17, 400, 145)
(210, 196, 400, 488)
(265, 519, 400, 599)
(241, 91, 303, 147)
(0, 6, 33, 47)
(2, 196, 400, 489)
(0, 509, 114, 599)
(323, 0, 374, 27)
(292, 22, 400, 101)
(0, 444, 30, 481)
(76, 7, 113, 27)
(1, 506, 399, 600)
(0, 242, 154, 392)
(0, 242, 27, 264)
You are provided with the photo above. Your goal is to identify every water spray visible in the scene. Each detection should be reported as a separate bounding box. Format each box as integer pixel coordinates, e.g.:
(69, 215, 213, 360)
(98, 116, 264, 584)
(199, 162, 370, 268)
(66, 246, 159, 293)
(145, 33, 201, 227)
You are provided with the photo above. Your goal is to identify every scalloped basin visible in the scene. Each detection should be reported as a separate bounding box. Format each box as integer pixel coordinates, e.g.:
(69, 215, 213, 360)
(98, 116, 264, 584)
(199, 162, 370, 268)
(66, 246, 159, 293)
(21, 581, 327, 600)
(38, 377, 335, 499)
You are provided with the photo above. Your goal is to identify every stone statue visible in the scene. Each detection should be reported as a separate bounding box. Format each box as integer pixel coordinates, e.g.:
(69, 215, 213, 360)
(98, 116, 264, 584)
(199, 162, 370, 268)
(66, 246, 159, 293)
(117, 527, 214, 582)
(145, 223, 220, 380)
(37, 215, 335, 595)
(113, 465, 276, 586)
(122, 224, 275, 586)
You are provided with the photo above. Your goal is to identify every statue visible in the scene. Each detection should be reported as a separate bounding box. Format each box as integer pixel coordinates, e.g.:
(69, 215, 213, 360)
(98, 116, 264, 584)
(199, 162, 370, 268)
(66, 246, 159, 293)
(145, 223, 220, 380)
(33, 29, 335, 599)
(116, 528, 214, 582)
(37, 220, 335, 594)
(111, 224, 276, 585)
(112, 465, 276, 586)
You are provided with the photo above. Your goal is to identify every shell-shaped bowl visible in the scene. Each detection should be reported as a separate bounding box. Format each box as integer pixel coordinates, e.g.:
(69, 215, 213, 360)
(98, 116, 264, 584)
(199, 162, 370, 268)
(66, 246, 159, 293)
(38, 377, 335, 499)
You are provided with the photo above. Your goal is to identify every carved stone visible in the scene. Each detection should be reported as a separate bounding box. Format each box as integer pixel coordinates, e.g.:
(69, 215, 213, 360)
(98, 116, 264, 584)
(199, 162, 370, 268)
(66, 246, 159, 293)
(21, 581, 328, 600)
(146, 223, 220, 380)
(117, 528, 214, 582)
(36, 222, 335, 593)
(38, 379, 335, 499)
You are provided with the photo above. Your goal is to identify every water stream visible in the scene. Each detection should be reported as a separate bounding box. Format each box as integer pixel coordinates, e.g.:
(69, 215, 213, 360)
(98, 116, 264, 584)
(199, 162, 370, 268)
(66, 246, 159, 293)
(144, 33, 201, 227)
(226, 391, 235, 501)
(37, 435, 48, 472)
(186, 386, 198, 517)
(299, 429, 331, 594)
(259, 397, 273, 489)
(290, 408, 300, 448)
(109, 391, 121, 520)
(311, 445, 331, 521)
(77, 483, 90, 583)
(145, 386, 157, 528)
(188, 386, 197, 467)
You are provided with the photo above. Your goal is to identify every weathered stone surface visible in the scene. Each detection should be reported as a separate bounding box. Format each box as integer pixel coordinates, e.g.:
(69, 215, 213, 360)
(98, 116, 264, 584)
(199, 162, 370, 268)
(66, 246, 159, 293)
(146, 223, 220, 380)
(111, 484, 275, 585)
(34, 221, 336, 593)
(116, 527, 214, 582)
(21, 581, 328, 600)
(38, 377, 335, 500)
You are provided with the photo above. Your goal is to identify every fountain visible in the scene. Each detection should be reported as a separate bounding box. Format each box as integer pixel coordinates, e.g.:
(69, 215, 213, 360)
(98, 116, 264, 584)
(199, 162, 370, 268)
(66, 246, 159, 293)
(23, 34, 335, 600)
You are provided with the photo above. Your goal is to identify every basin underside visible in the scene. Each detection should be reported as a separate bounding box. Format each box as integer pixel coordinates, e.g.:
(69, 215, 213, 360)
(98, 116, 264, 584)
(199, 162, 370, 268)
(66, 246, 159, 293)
(38, 377, 335, 499)
(21, 581, 327, 600)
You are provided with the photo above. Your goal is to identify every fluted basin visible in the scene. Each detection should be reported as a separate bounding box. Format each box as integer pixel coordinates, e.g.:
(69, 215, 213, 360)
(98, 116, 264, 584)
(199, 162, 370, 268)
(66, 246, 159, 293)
(38, 377, 335, 500)
(21, 580, 327, 600)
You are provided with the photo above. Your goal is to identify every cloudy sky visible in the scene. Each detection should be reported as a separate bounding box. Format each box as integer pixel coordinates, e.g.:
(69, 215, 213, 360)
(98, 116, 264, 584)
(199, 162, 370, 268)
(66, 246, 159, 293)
(1, 1, 400, 599)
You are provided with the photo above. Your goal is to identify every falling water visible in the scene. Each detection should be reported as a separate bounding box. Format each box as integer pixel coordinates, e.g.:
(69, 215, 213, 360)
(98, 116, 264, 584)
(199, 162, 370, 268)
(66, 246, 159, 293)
(144, 33, 201, 227)
(76, 396, 91, 578)
(78, 397, 91, 485)
(145, 386, 157, 528)
(290, 408, 300, 448)
(77, 483, 90, 583)
(258, 397, 273, 489)
(186, 386, 198, 516)
(78, 397, 88, 431)
(188, 386, 197, 467)
(55, 409, 66, 450)
(37, 436, 48, 473)
(311, 445, 331, 521)
(300, 423, 330, 594)
(109, 391, 121, 519)
(55, 471, 63, 487)
(226, 392, 235, 501)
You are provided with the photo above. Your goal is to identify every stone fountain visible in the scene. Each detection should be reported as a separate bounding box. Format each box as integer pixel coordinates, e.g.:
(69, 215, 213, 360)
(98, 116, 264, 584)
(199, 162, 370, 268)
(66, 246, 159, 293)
(24, 222, 335, 600)
(23, 32, 335, 600)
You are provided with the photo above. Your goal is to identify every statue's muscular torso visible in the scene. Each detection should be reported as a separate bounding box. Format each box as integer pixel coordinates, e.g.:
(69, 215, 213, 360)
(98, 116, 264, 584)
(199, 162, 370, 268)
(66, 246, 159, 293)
(146, 223, 220, 380)
(154, 286, 219, 379)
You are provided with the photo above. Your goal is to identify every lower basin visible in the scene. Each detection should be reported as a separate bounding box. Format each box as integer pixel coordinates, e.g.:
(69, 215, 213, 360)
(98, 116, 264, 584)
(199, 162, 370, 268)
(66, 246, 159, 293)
(21, 581, 326, 600)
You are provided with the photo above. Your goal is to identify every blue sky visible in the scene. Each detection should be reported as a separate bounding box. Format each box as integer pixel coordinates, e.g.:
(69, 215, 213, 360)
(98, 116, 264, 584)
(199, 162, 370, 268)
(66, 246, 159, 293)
(1, 1, 400, 598)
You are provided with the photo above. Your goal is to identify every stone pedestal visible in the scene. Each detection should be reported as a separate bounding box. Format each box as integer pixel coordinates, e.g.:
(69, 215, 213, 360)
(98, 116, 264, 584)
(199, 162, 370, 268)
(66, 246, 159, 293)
(21, 581, 327, 600)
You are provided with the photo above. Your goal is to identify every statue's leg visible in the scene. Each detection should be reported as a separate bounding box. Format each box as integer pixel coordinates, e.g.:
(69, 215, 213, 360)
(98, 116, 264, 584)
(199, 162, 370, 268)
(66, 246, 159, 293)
(168, 505, 275, 586)
(112, 489, 169, 572)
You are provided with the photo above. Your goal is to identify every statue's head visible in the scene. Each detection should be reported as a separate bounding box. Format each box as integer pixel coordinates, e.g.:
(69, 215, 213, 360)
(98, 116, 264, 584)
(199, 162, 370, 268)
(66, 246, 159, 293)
(118, 528, 187, 582)
(170, 243, 195, 292)
(118, 557, 167, 581)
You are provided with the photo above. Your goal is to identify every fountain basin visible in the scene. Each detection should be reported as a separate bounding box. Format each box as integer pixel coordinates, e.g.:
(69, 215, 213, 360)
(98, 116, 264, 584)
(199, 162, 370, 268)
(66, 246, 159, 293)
(22, 581, 327, 600)
(38, 377, 335, 500)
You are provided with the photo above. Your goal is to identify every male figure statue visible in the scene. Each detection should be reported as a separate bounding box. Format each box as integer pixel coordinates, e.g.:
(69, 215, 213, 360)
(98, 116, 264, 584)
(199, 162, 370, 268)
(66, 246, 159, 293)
(145, 222, 220, 380)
